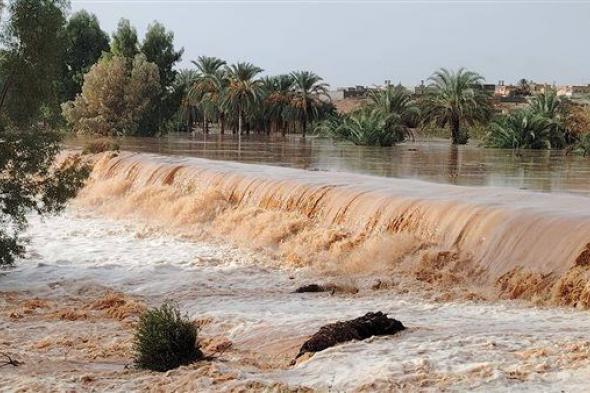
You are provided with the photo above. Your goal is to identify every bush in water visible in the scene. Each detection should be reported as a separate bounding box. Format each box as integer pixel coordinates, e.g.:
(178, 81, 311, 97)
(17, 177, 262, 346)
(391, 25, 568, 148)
(134, 302, 202, 372)
(315, 108, 403, 147)
(82, 138, 120, 155)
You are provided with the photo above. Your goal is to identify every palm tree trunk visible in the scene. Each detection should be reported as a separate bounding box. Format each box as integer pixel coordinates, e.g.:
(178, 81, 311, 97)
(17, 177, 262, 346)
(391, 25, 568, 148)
(302, 118, 307, 138)
(451, 117, 461, 145)
(220, 114, 225, 135)
(238, 107, 243, 135)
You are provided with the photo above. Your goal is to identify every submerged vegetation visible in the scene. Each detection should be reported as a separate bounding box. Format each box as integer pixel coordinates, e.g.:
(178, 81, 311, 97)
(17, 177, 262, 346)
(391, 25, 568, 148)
(134, 302, 202, 372)
(315, 84, 417, 146)
(483, 90, 590, 150)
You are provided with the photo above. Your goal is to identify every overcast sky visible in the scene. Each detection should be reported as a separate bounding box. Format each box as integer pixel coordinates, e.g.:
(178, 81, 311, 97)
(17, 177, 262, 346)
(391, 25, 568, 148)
(70, 0, 590, 88)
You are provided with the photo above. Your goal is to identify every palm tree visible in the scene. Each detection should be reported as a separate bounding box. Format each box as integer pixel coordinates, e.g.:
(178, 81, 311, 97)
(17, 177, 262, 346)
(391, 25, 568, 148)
(421, 68, 492, 144)
(189, 56, 226, 134)
(368, 84, 420, 141)
(174, 69, 198, 132)
(516, 78, 532, 96)
(261, 74, 294, 135)
(528, 89, 566, 148)
(484, 109, 552, 149)
(222, 62, 263, 135)
(290, 71, 330, 137)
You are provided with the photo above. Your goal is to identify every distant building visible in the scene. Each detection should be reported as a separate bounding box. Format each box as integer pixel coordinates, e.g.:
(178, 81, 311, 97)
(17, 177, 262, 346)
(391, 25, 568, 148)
(556, 85, 590, 97)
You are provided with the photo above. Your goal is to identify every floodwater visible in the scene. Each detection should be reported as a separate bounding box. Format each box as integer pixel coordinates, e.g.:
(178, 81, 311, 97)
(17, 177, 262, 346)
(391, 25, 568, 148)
(2, 135, 590, 392)
(68, 133, 590, 195)
(3, 212, 590, 392)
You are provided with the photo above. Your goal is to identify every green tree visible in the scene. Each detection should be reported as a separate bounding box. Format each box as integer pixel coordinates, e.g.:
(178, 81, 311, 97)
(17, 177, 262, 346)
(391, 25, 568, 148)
(62, 54, 160, 136)
(421, 68, 492, 144)
(289, 71, 330, 137)
(368, 84, 420, 142)
(140, 21, 184, 133)
(189, 56, 226, 134)
(260, 74, 294, 135)
(528, 90, 567, 148)
(0, 0, 89, 265)
(316, 108, 398, 147)
(63, 10, 110, 100)
(111, 18, 139, 59)
(484, 110, 553, 150)
(0, 0, 68, 127)
(222, 62, 263, 135)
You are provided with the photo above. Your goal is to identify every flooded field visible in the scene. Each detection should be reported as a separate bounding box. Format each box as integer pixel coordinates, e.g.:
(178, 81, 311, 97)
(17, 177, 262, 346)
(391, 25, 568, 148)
(3, 137, 590, 392)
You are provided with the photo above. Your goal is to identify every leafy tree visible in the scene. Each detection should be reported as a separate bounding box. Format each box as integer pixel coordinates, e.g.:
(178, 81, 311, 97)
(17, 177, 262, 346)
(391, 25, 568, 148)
(421, 68, 492, 144)
(0, 0, 68, 127)
(289, 71, 330, 137)
(62, 54, 160, 136)
(62, 10, 109, 100)
(139, 21, 184, 134)
(222, 62, 263, 135)
(0, 0, 89, 265)
(111, 18, 139, 59)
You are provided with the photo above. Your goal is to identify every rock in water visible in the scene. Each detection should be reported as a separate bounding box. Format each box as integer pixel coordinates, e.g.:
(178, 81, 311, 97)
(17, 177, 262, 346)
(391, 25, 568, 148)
(294, 312, 405, 360)
(294, 284, 327, 293)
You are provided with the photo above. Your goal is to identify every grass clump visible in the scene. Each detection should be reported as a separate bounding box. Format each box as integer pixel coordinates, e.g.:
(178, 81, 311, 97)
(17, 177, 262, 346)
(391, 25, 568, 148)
(133, 302, 202, 372)
(82, 138, 120, 155)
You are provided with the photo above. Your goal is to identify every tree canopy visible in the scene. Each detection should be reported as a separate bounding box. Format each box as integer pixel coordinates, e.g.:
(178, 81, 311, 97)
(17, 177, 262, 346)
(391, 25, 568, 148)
(62, 10, 110, 100)
(110, 18, 139, 59)
(63, 54, 161, 136)
(0, 0, 69, 127)
(0, 0, 89, 265)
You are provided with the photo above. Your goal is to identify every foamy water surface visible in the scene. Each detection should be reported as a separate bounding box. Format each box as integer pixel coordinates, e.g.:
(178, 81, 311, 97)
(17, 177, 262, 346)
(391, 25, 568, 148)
(2, 209, 590, 392)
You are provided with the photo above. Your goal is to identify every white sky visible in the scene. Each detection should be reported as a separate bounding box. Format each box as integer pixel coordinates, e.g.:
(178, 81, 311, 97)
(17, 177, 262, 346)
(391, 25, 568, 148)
(70, 0, 590, 88)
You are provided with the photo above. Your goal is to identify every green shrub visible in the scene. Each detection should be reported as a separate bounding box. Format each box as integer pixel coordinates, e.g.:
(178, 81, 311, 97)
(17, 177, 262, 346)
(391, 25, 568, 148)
(577, 133, 590, 157)
(134, 302, 202, 372)
(483, 110, 552, 149)
(315, 109, 403, 147)
(82, 138, 120, 155)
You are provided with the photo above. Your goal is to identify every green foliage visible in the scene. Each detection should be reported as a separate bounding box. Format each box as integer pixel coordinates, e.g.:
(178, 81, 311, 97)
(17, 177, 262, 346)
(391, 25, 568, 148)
(62, 54, 160, 136)
(0, 0, 69, 127)
(576, 133, 590, 157)
(421, 68, 492, 145)
(139, 22, 184, 134)
(483, 110, 553, 149)
(62, 10, 110, 101)
(188, 56, 227, 134)
(527, 90, 567, 149)
(0, 128, 90, 265)
(289, 71, 330, 137)
(368, 84, 420, 129)
(317, 108, 400, 147)
(134, 302, 202, 372)
(110, 18, 139, 59)
(222, 62, 264, 134)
